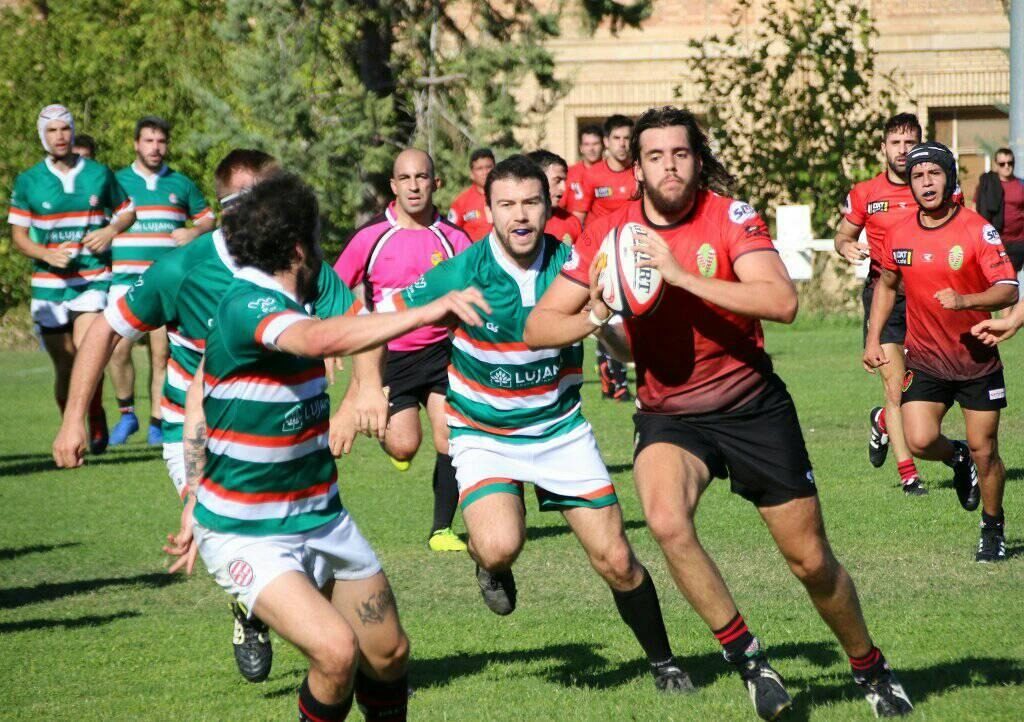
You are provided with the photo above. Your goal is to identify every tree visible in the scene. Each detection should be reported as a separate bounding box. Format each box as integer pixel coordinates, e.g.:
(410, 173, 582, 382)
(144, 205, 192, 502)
(687, 0, 906, 236)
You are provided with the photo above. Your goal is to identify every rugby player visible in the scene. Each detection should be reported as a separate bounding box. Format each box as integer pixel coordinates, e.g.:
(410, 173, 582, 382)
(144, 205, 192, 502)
(72, 134, 96, 159)
(333, 149, 472, 552)
(835, 114, 927, 494)
(377, 155, 694, 694)
(108, 116, 215, 446)
(526, 149, 583, 245)
(9, 104, 136, 452)
(865, 142, 1017, 563)
(448, 148, 495, 241)
(564, 124, 603, 210)
(526, 106, 914, 718)
(568, 114, 638, 226)
(168, 171, 488, 721)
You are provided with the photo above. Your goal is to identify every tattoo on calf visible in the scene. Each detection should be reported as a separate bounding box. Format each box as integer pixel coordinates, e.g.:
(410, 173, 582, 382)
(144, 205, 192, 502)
(356, 587, 396, 626)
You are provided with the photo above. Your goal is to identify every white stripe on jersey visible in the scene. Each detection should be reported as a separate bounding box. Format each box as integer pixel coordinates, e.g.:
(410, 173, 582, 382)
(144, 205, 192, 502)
(448, 372, 583, 411)
(451, 335, 562, 365)
(205, 376, 326, 404)
(197, 482, 338, 521)
(206, 432, 328, 464)
(448, 400, 582, 437)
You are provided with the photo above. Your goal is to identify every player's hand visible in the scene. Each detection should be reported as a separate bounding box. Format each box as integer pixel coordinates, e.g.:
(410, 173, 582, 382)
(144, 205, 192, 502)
(836, 237, 869, 264)
(170, 227, 197, 246)
(324, 356, 344, 385)
(329, 402, 359, 457)
(41, 242, 73, 269)
(163, 495, 198, 575)
(353, 384, 389, 442)
(862, 342, 889, 373)
(427, 288, 491, 328)
(934, 288, 964, 310)
(586, 250, 612, 323)
(52, 420, 87, 468)
(632, 226, 687, 287)
(82, 226, 116, 253)
(971, 316, 1023, 347)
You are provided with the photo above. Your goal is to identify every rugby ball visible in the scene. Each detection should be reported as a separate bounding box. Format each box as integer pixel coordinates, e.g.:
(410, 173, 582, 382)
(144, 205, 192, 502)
(596, 223, 664, 318)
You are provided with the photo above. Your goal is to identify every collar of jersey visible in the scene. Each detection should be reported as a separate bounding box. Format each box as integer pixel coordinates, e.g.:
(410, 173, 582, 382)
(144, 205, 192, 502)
(212, 229, 239, 273)
(131, 161, 169, 191)
(44, 155, 85, 193)
(385, 201, 440, 229)
(487, 231, 544, 286)
(235, 265, 299, 304)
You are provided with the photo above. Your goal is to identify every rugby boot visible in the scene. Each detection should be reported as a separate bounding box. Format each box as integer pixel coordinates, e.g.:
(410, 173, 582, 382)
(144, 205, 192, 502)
(88, 411, 110, 455)
(854, 666, 914, 717)
(650, 658, 696, 694)
(868, 407, 888, 468)
(428, 527, 467, 552)
(976, 525, 1007, 563)
(901, 477, 928, 496)
(475, 564, 516, 616)
(950, 441, 980, 511)
(231, 602, 273, 683)
(734, 653, 792, 721)
(147, 423, 163, 446)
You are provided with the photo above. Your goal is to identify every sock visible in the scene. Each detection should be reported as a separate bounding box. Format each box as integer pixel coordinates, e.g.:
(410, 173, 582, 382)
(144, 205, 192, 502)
(117, 396, 135, 415)
(713, 612, 758, 663)
(981, 510, 1005, 531)
(875, 407, 887, 433)
(944, 440, 967, 468)
(298, 676, 353, 722)
(849, 646, 887, 681)
(354, 669, 408, 721)
(897, 459, 918, 485)
(149, 416, 161, 430)
(88, 380, 105, 423)
(611, 567, 674, 665)
(430, 453, 458, 533)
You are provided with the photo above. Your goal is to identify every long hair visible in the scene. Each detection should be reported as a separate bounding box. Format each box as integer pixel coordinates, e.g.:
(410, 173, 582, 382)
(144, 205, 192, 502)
(630, 106, 735, 197)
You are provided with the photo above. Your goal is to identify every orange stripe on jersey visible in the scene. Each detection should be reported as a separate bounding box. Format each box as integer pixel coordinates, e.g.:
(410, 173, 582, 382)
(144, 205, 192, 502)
(206, 365, 324, 388)
(454, 326, 529, 352)
(8, 208, 31, 219)
(135, 205, 186, 214)
(446, 402, 515, 435)
(253, 311, 292, 345)
(31, 209, 101, 221)
(32, 268, 109, 280)
(116, 295, 158, 332)
(167, 357, 194, 380)
(207, 420, 329, 448)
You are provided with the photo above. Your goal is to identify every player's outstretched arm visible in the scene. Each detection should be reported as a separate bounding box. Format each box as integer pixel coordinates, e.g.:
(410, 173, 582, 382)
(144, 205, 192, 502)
(972, 301, 1024, 346)
(863, 269, 899, 373)
(834, 218, 869, 264)
(524, 256, 606, 349)
(52, 318, 122, 468)
(276, 288, 490, 360)
(935, 283, 1018, 313)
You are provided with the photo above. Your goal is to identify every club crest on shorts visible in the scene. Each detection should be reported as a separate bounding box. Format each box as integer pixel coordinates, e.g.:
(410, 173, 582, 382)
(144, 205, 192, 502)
(696, 243, 717, 278)
(902, 370, 914, 393)
(228, 559, 254, 588)
(948, 245, 964, 271)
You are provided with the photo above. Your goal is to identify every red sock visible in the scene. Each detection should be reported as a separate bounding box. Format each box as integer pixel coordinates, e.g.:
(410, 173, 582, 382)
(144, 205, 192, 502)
(897, 459, 918, 484)
(876, 408, 887, 433)
(88, 379, 105, 421)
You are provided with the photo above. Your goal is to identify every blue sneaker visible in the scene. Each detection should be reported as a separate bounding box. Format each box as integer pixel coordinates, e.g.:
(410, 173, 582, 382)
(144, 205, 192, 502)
(147, 424, 163, 446)
(109, 412, 140, 446)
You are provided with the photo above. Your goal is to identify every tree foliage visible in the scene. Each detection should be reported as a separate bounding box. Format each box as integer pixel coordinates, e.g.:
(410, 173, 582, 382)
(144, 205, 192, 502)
(687, 0, 906, 235)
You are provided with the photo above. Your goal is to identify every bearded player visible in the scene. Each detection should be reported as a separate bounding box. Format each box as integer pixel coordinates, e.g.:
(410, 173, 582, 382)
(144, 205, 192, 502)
(8, 104, 136, 452)
(526, 106, 913, 719)
(865, 142, 1017, 563)
(377, 155, 694, 694)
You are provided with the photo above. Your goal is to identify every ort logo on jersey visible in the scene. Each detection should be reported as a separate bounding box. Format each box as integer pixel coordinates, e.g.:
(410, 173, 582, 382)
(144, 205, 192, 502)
(892, 249, 913, 266)
(982, 224, 1002, 245)
(696, 243, 718, 278)
(867, 201, 889, 214)
(595, 186, 613, 198)
(948, 245, 964, 271)
(490, 367, 513, 388)
(728, 201, 756, 224)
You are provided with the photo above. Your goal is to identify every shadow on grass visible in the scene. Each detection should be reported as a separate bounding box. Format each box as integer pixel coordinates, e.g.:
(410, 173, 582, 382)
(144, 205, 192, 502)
(0, 448, 163, 477)
(0, 610, 141, 634)
(0, 542, 81, 560)
(1004, 467, 1024, 482)
(525, 519, 647, 542)
(606, 463, 634, 474)
(0, 572, 182, 609)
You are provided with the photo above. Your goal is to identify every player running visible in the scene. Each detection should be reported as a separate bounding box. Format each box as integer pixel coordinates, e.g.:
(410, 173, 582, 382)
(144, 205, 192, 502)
(526, 106, 914, 719)
(448, 148, 495, 241)
(333, 149, 472, 552)
(377, 155, 695, 694)
(835, 114, 928, 495)
(567, 114, 638, 226)
(564, 124, 603, 210)
(108, 116, 215, 446)
(8, 104, 136, 452)
(526, 150, 583, 245)
(864, 142, 1017, 563)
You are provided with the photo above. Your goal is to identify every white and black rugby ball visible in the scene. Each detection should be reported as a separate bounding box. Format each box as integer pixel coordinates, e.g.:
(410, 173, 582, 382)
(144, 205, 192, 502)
(596, 223, 664, 318)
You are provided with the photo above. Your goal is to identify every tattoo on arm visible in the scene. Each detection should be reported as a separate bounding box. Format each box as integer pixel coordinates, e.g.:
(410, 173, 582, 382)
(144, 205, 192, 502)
(183, 422, 207, 494)
(355, 587, 396, 626)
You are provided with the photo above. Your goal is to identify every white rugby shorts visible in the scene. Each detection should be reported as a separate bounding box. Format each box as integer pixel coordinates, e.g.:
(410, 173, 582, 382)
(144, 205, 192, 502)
(31, 288, 107, 330)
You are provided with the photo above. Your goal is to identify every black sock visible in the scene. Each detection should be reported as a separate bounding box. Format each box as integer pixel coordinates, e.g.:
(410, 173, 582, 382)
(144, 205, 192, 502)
(298, 676, 353, 721)
(354, 668, 408, 721)
(431, 453, 458, 533)
(849, 646, 888, 681)
(117, 397, 135, 415)
(713, 612, 758, 663)
(149, 416, 161, 430)
(982, 510, 1005, 531)
(611, 567, 674, 665)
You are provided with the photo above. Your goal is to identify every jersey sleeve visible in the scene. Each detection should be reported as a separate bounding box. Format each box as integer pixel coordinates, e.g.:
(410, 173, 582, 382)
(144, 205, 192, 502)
(7, 172, 32, 228)
(723, 200, 776, 263)
(568, 173, 594, 214)
(104, 253, 183, 341)
(843, 183, 866, 228)
(106, 167, 134, 220)
(333, 228, 372, 288)
(560, 219, 605, 287)
(185, 177, 214, 224)
(878, 227, 898, 274)
(221, 291, 311, 358)
(380, 255, 464, 312)
(977, 223, 1018, 286)
(312, 261, 358, 318)
(447, 199, 463, 227)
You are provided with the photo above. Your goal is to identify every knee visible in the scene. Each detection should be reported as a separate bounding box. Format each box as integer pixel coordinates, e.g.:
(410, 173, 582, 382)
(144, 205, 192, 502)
(787, 549, 838, 590)
(969, 442, 997, 471)
(903, 427, 934, 457)
(472, 534, 522, 571)
(369, 632, 410, 680)
(591, 542, 639, 589)
(385, 437, 419, 463)
(310, 628, 360, 684)
(646, 511, 697, 550)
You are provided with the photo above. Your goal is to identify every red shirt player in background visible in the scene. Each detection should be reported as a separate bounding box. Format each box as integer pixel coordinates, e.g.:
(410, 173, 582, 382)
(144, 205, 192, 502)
(865, 142, 1017, 563)
(568, 115, 638, 226)
(448, 148, 494, 241)
(526, 106, 915, 719)
(527, 149, 582, 244)
(564, 124, 603, 210)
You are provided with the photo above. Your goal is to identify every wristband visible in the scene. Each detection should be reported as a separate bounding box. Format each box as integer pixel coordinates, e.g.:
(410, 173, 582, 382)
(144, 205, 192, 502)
(588, 306, 612, 327)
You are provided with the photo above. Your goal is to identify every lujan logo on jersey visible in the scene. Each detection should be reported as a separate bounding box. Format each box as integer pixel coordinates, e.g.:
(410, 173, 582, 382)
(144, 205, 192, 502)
(948, 245, 964, 271)
(728, 200, 756, 224)
(430, 250, 444, 267)
(982, 224, 1002, 245)
(282, 403, 304, 432)
(247, 296, 280, 315)
(892, 249, 913, 266)
(595, 186, 613, 198)
(696, 243, 718, 277)
(867, 201, 889, 215)
(490, 367, 513, 388)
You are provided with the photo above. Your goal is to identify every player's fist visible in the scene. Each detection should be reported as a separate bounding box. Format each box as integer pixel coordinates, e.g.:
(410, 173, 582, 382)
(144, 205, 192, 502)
(41, 243, 72, 269)
(428, 288, 492, 328)
(52, 421, 87, 468)
(934, 288, 964, 310)
(971, 316, 1022, 347)
(836, 237, 869, 264)
(82, 226, 115, 253)
(862, 342, 889, 374)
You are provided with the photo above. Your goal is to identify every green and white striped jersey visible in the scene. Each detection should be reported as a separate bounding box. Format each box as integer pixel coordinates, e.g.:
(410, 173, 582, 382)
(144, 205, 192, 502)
(379, 233, 585, 444)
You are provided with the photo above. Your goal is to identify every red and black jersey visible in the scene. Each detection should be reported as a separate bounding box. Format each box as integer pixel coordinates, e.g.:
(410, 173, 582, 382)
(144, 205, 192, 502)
(881, 205, 1017, 381)
(561, 191, 778, 414)
(564, 161, 591, 211)
(567, 159, 637, 222)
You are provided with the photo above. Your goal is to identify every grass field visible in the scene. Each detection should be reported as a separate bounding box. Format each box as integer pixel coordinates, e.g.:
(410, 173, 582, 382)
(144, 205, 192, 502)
(1, 318, 1022, 721)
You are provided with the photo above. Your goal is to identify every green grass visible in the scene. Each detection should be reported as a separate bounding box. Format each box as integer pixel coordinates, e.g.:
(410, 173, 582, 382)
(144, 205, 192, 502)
(1, 318, 1022, 720)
